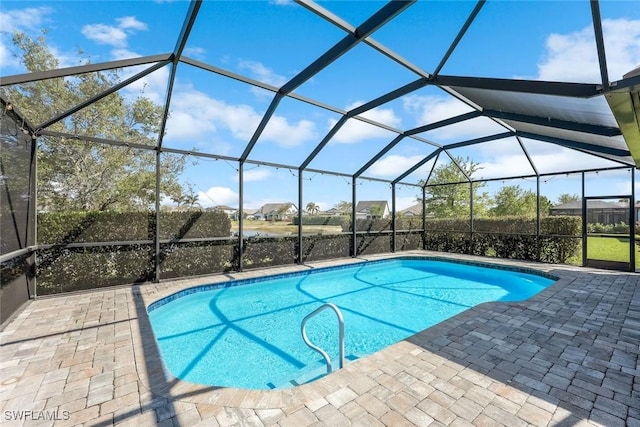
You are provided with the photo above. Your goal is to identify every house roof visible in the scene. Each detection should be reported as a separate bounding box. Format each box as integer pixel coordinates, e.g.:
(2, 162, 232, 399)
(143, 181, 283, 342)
(261, 203, 295, 214)
(355, 201, 388, 213)
(400, 203, 422, 216)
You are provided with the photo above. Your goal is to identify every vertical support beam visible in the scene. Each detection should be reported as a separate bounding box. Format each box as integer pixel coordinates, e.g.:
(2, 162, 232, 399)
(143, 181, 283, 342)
(536, 175, 541, 261)
(298, 170, 304, 264)
(469, 181, 474, 254)
(630, 168, 635, 271)
(154, 150, 161, 282)
(352, 179, 357, 257)
(238, 162, 244, 271)
(30, 136, 37, 300)
(422, 186, 426, 250)
(391, 184, 396, 253)
(582, 172, 587, 267)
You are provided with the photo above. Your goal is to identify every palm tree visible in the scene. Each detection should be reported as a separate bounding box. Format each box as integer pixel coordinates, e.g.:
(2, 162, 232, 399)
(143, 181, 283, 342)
(306, 202, 319, 215)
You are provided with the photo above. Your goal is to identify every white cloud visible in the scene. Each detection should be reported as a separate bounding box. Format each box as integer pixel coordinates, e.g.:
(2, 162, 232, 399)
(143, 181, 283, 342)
(238, 60, 287, 87)
(263, 116, 317, 147)
(197, 186, 238, 208)
(82, 24, 129, 47)
(368, 154, 426, 177)
(0, 6, 52, 31)
(81, 16, 148, 48)
(0, 6, 53, 70)
(269, 0, 294, 5)
(403, 95, 505, 142)
(0, 42, 19, 69)
(477, 155, 536, 180)
(349, 101, 402, 129)
(537, 18, 640, 82)
(233, 168, 272, 183)
(164, 85, 317, 147)
(116, 16, 148, 31)
(183, 46, 206, 59)
(330, 106, 400, 144)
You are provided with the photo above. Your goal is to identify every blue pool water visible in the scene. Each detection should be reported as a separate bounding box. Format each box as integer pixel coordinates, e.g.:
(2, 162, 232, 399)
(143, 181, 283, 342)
(148, 258, 554, 390)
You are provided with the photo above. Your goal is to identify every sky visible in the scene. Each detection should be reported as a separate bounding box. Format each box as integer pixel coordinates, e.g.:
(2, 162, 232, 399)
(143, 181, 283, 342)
(1, 0, 640, 211)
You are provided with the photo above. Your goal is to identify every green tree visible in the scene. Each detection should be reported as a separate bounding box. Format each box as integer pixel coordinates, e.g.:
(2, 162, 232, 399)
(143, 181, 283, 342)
(334, 201, 352, 214)
(3, 31, 186, 212)
(420, 156, 488, 218)
(557, 193, 580, 205)
(489, 185, 553, 217)
(306, 202, 319, 215)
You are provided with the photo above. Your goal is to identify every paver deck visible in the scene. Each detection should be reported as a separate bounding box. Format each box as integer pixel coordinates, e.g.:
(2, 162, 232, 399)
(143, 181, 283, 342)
(1, 251, 639, 426)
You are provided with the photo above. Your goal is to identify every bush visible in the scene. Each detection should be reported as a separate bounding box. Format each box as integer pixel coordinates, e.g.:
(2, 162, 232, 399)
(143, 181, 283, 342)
(37, 210, 232, 244)
(36, 210, 232, 293)
(425, 216, 581, 263)
(586, 222, 629, 234)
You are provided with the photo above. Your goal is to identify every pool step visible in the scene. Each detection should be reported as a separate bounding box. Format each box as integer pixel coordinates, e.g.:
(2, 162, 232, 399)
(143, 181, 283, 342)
(267, 354, 361, 389)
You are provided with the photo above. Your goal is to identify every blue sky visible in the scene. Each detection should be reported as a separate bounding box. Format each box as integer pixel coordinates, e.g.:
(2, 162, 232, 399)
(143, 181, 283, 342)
(1, 0, 640, 211)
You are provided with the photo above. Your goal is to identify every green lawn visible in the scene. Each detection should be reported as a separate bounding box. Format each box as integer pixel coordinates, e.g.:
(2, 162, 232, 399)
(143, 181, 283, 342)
(584, 236, 640, 268)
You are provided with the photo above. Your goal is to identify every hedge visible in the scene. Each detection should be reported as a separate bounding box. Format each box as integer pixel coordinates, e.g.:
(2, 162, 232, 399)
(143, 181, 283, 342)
(37, 210, 232, 244)
(36, 210, 232, 294)
(423, 216, 581, 263)
(34, 212, 582, 295)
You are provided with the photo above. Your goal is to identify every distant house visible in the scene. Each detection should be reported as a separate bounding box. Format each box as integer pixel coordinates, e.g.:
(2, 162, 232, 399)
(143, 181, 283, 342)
(243, 209, 258, 220)
(399, 203, 423, 217)
(355, 201, 389, 219)
(550, 200, 629, 225)
(209, 205, 238, 220)
(256, 203, 298, 221)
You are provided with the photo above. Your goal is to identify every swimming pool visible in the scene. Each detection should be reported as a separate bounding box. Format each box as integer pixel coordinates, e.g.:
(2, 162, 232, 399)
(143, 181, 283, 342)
(148, 257, 555, 390)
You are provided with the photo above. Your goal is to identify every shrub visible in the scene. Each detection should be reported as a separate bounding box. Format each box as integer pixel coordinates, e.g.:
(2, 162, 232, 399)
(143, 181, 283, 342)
(36, 210, 232, 293)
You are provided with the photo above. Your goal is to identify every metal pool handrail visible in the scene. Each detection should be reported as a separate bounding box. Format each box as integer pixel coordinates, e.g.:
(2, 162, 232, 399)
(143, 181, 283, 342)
(301, 303, 345, 374)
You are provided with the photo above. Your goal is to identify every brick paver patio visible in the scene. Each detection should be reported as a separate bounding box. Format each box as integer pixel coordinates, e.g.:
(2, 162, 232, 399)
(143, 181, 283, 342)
(1, 251, 639, 426)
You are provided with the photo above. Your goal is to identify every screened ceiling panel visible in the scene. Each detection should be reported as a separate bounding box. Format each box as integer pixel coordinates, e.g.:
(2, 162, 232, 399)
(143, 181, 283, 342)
(418, 115, 508, 145)
(1, 0, 639, 197)
(504, 120, 631, 160)
(0, 63, 169, 130)
(397, 155, 439, 186)
(162, 62, 274, 157)
(440, 1, 597, 81)
(522, 138, 625, 174)
(293, 43, 420, 108)
(182, 1, 346, 86)
(446, 136, 537, 181)
(371, 1, 477, 74)
(246, 96, 342, 166)
(305, 118, 398, 175)
(364, 138, 438, 180)
(450, 86, 619, 128)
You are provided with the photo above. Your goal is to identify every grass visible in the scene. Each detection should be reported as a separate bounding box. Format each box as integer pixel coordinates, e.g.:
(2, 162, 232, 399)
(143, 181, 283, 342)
(568, 235, 640, 269)
(231, 220, 343, 235)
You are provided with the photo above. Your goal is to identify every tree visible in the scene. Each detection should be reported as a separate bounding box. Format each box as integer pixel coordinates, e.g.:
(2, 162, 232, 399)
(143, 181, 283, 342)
(489, 185, 552, 217)
(334, 201, 352, 214)
(305, 202, 319, 215)
(171, 184, 200, 210)
(557, 193, 580, 205)
(4, 31, 187, 212)
(420, 156, 488, 218)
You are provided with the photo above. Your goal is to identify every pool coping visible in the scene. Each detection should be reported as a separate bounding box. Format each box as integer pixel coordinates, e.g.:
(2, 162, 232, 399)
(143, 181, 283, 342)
(134, 251, 578, 410)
